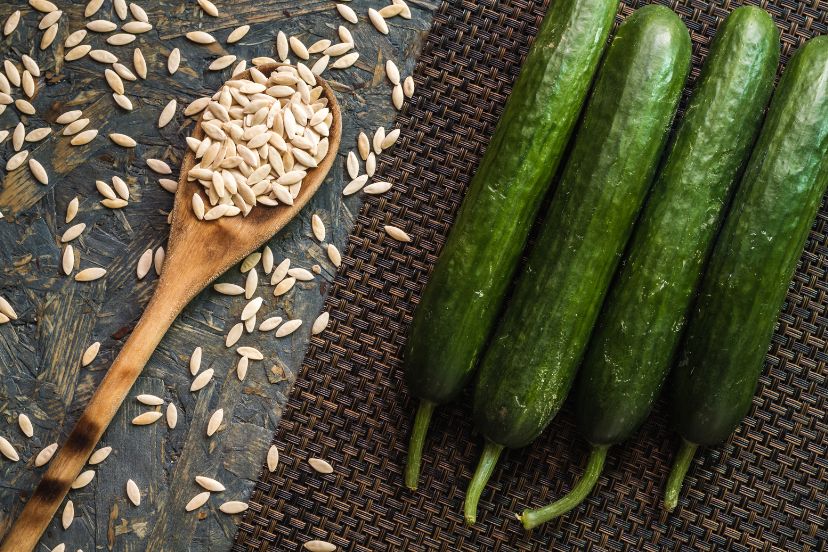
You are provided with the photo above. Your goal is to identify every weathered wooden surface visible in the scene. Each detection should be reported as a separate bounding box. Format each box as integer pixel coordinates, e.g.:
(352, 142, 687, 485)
(0, 0, 434, 550)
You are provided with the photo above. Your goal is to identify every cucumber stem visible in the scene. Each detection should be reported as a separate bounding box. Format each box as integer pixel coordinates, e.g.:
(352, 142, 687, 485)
(463, 440, 505, 525)
(519, 444, 609, 530)
(664, 438, 698, 512)
(404, 400, 436, 490)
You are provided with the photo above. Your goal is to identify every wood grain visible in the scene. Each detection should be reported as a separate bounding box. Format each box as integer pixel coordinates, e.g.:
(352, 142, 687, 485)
(0, 0, 433, 550)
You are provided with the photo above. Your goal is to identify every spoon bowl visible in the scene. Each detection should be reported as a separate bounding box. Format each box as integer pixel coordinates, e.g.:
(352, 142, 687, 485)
(0, 64, 341, 552)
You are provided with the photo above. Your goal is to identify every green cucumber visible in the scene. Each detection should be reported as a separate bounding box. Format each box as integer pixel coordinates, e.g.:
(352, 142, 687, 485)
(401, 0, 619, 490)
(519, 7, 779, 529)
(464, 5, 690, 525)
(664, 35, 828, 512)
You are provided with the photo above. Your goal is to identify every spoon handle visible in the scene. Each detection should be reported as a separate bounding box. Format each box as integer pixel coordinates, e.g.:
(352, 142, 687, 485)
(0, 288, 183, 552)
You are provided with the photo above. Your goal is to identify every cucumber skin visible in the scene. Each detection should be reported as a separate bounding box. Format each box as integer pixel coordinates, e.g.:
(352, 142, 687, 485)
(670, 36, 828, 446)
(402, 0, 619, 405)
(576, 7, 779, 446)
(472, 5, 691, 450)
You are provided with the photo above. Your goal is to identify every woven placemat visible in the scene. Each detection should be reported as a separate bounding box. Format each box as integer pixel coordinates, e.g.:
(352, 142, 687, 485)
(233, 1, 828, 550)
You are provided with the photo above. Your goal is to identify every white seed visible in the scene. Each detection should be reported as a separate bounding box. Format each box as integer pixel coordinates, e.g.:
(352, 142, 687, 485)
(5, 150, 27, 171)
(381, 128, 400, 149)
(288, 268, 314, 281)
(26, 127, 52, 142)
(271, 258, 290, 284)
(134, 48, 147, 79)
(88, 445, 112, 465)
(261, 246, 274, 274)
(384, 60, 401, 85)
(190, 346, 202, 376)
(237, 346, 263, 360)
(85, 0, 104, 17)
(245, 268, 258, 299)
(225, 323, 243, 347)
(4, 60, 20, 86)
(22, 71, 35, 98)
(64, 118, 90, 135)
(186, 31, 215, 44)
(346, 151, 359, 180)
(273, 276, 295, 297)
(71, 469, 95, 489)
(146, 158, 171, 174)
(206, 409, 223, 437)
(154, 246, 165, 275)
(311, 214, 326, 241)
(227, 25, 249, 43)
(338, 25, 353, 44)
(275, 318, 302, 337)
(129, 3, 148, 22)
(343, 175, 368, 195)
(393, 0, 412, 19)
(34, 442, 58, 467)
(373, 127, 385, 154)
(366, 153, 375, 177)
(379, 3, 406, 17)
(357, 132, 370, 160)
(66, 197, 79, 223)
(195, 475, 225, 492)
(311, 55, 329, 76)
(159, 178, 177, 192)
(0, 436, 18, 461)
(303, 540, 336, 552)
(168, 48, 180, 74)
(4, 10, 20, 36)
(113, 93, 133, 110)
(112, 175, 129, 200)
(102, 198, 128, 209)
(327, 244, 341, 267)
(213, 282, 244, 295)
(89, 49, 118, 64)
(96, 179, 116, 199)
(241, 252, 261, 273)
(166, 402, 178, 429)
(65, 29, 87, 48)
(185, 97, 211, 116)
(122, 21, 152, 33)
(364, 181, 392, 195)
(136, 394, 164, 406)
(15, 99, 36, 115)
(384, 225, 411, 242)
(62, 500, 74, 529)
(191, 368, 214, 391)
(50, 544, 65, 552)
(9, 124, 22, 153)
(126, 479, 141, 506)
(241, 297, 263, 321)
(158, 99, 177, 128)
(108, 33, 136, 46)
(38, 10, 62, 30)
(368, 8, 389, 34)
(56, 110, 82, 125)
(18, 414, 33, 438)
(209, 55, 237, 71)
(81, 341, 100, 366)
(308, 39, 331, 54)
(336, 3, 358, 24)
(185, 491, 210, 511)
(71, 129, 98, 146)
(219, 501, 248, 514)
(65, 45, 92, 62)
(277, 31, 288, 61)
(267, 445, 279, 472)
(324, 42, 353, 57)
(312, 311, 329, 335)
(308, 457, 334, 474)
(392, 84, 404, 110)
(289, 36, 309, 60)
(0, 297, 16, 320)
(330, 52, 358, 69)
(236, 355, 248, 380)
(197, 0, 219, 16)
(87, 19, 117, 32)
(114, 0, 128, 19)
(29, 159, 48, 184)
(105, 68, 125, 94)
(192, 193, 205, 220)
(258, 316, 282, 331)
(131, 411, 162, 426)
(110, 133, 137, 147)
(61, 223, 86, 243)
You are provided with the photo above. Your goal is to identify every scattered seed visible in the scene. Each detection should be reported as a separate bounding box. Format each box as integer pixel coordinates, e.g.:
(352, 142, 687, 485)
(101, 198, 127, 209)
(357, 132, 370, 160)
(346, 151, 359, 180)
(0, 297, 16, 320)
(129, 2, 148, 22)
(56, 110, 82, 125)
(12, 123, 24, 151)
(236, 355, 248, 380)
(368, 8, 389, 34)
(71, 129, 98, 146)
(330, 52, 358, 69)
(241, 252, 261, 273)
(0, 436, 18, 461)
(29, 159, 48, 184)
(213, 282, 244, 295)
(190, 366, 212, 392)
(134, 47, 147, 78)
(110, 132, 137, 147)
(71, 469, 95, 489)
(114, 0, 128, 19)
(167, 48, 180, 74)
(275, 318, 302, 337)
(38, 10, 62, 30)
(308, 457, 334, 474)
(146, 158, 171, 175)
(267, 445, 279, 472)
(64, 118, 90, 136)
(158, 99, 177, 128)
(311, 214, 326, 241)
(166, 402, 178, 429)
(392, 84, 404, 110)
(258, 316, 282, 332)
(126, 479, 141, 506)
(270, 258, 290, 285)
(136, 394, 164, 406)
(62, 499, 74, 529)
(34, 442, 58, 467)
(381, 128, 400, 149)
(89, 49, 118, 64)
(87, 19, 117, 32)
(225, 321, 244, 347)
(312, 311, 329, 335)
(343, 175, 368, 195)
(74, 267, 106, 282)
(85, 0, 104, 17)
(336, 3, 358, 24)
(132, 411, 163, 426)
(112, 175, 129, 201)
(82, 341, 100, 366)
(245, 268, 258, 299)
(186, 31, 215, 44)
(185, 491, 210, 512)
(237, 346, 263, 360)
(154, 246, 165, 275)
(373, 127, 385, 154)
(5, 150, 27, 171)
(189, 346, 202, 376)
(289, 36, 310, 60)
(26, 127, 51, 142)
(277, 31, 289, 61)
(227, 25, 249, 43)
(394, 0, 412, 19)
(379, 3, 406, 17)
(384, 225, 411, 242)
(261, 246, 274, 274)
(219, 501, 248, 514)
(108, 32, 136, 46)
(88, 445, 112, 465)
(364, 181, 392, 195)
(65, 44, 92, 62)
(303, 540, 336, 552)
(159, 178, 177, 193)
(113, 93, 133, 110)
(273, 276, 296, 297)
(65, 29, 87, 48)
(197, 0, 219, 16)
(61, 223, 86, 243)
(122, 21, 152, 33)
(366, 153, 376, 177)
(327, 244, 341, 267)
(15, 98, 36, 115)
(206, 409, 223, 437)
(66, 197, 79, 223)
(18, 414, 33, 438)
(288, 268, 314, 281)
(96, 179, 116, 200)
(4, 10, 20, 36)
(311, 55, 329, 76)
(195, 475, 225, 492)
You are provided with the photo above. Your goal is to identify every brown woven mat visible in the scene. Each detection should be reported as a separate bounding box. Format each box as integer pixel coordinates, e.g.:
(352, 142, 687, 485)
(233, 1, 828, 550)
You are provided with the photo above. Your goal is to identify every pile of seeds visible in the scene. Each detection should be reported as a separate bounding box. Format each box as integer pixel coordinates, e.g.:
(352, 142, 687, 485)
(0, 0, 419, 549)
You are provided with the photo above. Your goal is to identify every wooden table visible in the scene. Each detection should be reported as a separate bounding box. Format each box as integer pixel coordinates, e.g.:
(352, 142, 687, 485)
(0, 0, 434, 549)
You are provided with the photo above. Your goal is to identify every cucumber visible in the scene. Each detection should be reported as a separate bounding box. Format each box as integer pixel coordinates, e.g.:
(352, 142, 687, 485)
(519, 7, 779, 529)
(664, 35, 828, 512)
(463, 5, 690, 524)
(401, 0, 619, 489)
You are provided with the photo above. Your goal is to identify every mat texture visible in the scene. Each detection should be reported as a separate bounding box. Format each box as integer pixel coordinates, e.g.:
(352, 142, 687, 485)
(233, 0, 828, 550)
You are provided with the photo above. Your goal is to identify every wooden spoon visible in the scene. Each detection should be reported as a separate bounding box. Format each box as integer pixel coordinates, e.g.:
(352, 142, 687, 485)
(0, 65, 341, 552)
